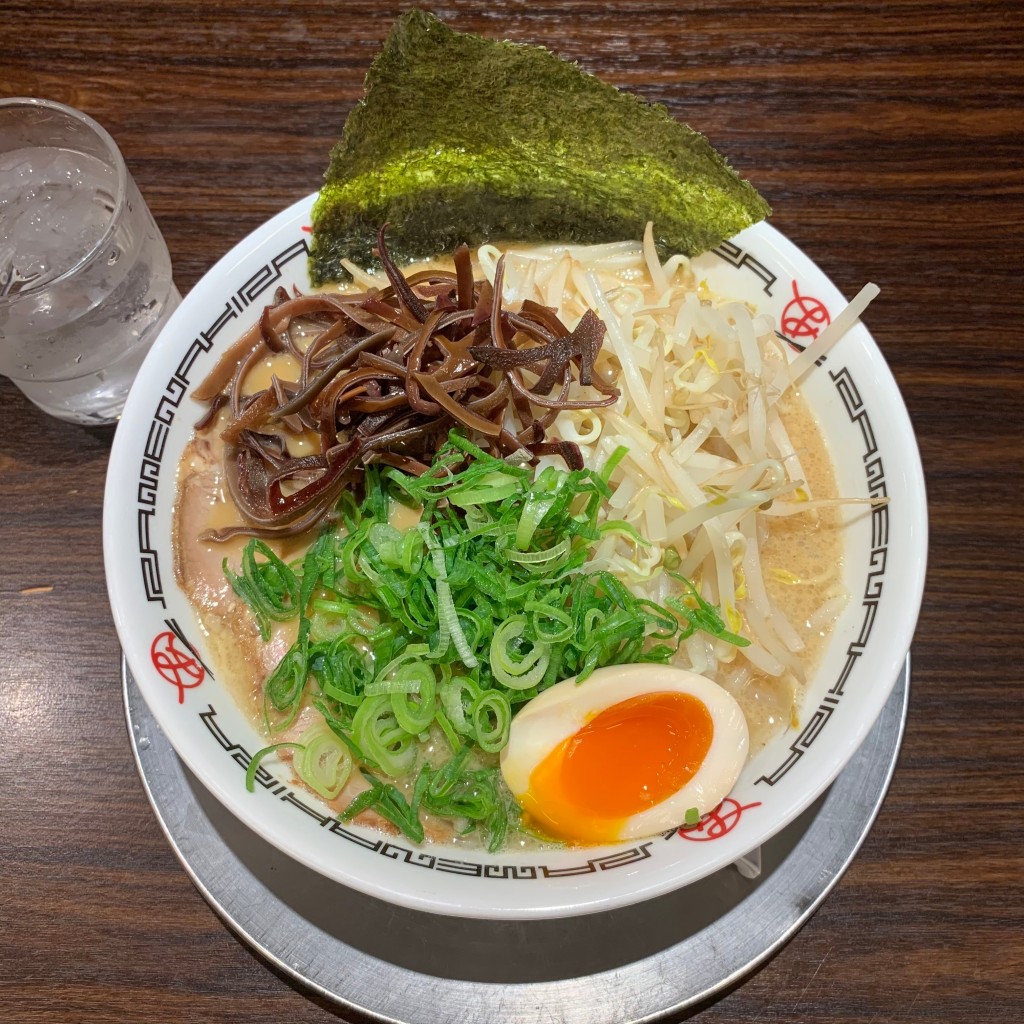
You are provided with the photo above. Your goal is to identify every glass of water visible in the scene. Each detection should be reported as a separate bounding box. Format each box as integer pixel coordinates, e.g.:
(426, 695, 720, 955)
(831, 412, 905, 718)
(0, 98, 181, 425)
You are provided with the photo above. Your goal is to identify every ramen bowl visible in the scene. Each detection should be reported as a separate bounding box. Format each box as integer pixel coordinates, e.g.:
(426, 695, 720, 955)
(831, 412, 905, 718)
(104, 193, 927, 919)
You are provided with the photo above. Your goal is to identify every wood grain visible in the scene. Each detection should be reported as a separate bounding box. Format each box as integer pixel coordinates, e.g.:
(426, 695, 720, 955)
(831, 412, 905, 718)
(1, 1, 1022, 1021)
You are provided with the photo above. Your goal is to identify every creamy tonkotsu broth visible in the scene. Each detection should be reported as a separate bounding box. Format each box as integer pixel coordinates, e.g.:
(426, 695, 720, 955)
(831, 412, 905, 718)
(736, 398, 843, 747)
(172, 239, 847, 849)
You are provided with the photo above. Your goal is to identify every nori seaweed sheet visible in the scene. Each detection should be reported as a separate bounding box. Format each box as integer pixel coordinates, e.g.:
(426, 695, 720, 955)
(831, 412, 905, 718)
(309, 9, 770, 285)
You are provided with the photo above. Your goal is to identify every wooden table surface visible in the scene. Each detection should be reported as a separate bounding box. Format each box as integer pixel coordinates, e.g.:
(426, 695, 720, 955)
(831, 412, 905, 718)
(2, 2, 1022, 1021)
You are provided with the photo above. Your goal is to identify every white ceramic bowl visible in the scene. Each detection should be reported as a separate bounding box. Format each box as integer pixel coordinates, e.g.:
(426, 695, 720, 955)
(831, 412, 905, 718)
(104, 193, 927, 919)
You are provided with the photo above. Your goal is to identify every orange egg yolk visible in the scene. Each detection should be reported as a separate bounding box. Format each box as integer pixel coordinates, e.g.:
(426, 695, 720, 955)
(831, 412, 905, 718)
(521, 691, 715, 844)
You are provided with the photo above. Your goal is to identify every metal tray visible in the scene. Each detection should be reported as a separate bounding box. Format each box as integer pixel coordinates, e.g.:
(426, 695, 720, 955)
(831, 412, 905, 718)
(124, 655, 909, 1023)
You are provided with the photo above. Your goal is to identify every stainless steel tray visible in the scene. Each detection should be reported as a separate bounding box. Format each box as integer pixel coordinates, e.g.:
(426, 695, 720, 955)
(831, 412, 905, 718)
(124, 655, 909, 1023)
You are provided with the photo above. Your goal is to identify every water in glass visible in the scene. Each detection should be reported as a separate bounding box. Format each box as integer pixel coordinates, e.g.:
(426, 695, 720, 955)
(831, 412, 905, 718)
(0, 102, 181, 425)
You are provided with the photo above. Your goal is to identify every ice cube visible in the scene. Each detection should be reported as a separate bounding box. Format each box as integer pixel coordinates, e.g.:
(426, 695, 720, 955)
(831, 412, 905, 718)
(0, 146, 116, 290)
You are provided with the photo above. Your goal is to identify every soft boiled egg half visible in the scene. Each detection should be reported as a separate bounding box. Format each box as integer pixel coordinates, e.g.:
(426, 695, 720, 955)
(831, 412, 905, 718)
(500, 664, 749, 844)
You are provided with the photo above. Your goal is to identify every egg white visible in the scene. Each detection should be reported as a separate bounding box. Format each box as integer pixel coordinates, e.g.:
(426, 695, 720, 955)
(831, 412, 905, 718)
(500, 664, 750, 841)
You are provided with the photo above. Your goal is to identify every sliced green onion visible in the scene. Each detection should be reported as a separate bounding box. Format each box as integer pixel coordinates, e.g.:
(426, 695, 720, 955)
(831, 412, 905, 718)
(245, 742, 303, 792)
(390, 666, 437, 734)
(374, 643, 432, 682)
(599, 444, 630, 484)
(667, 572, 751, 647)
(351, 694, 417, 777)
(341, 769, 424, 844)
(299, 530, 335, 614)
(489, 616, 550, 689)
(524, 601, 574, 644)
(597, 519, 652, 546)
(433, 707, 462, 753)
(430, 542, 479, 668)
(224, 539, 301, 640)
(470, 690, 511, 753)
(447, 469, 524, 507)
(364, 677, 423, 696)
(367, 522, 404, 566)
(439, 674, 481, 736)
(314, 633, 373, 706)
(229, 430, 745, 854)
(263, 618, 311, 732)
(313, 700, 373, 765)
(515, 468, 562, 550)
(414, 749, 511, 852)
(504, 537, 571, 569)
(296, 722, 353, 800)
